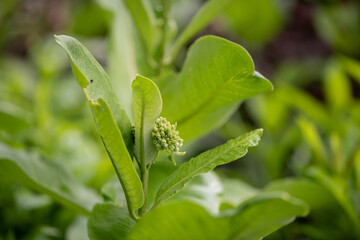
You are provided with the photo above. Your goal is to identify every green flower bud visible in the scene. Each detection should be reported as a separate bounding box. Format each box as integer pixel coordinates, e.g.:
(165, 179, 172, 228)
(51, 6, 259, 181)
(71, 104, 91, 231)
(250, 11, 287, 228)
(152, 117, 185, 165)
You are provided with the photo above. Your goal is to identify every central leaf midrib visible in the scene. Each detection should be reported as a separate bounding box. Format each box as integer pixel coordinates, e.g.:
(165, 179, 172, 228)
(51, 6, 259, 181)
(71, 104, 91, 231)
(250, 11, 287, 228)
(139, 89, 146, 167)
(156, 133, 256, 202)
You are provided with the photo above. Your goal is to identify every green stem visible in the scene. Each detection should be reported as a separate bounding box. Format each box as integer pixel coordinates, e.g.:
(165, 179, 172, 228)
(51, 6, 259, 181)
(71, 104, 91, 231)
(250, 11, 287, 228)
(139, 151, 159, 216)
(139, 167, 149, 216)
(130, 210, 140, 221)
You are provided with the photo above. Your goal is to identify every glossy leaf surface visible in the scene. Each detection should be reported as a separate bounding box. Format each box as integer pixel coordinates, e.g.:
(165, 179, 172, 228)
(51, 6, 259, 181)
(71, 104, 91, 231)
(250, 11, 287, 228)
(162, 36, 273, 141)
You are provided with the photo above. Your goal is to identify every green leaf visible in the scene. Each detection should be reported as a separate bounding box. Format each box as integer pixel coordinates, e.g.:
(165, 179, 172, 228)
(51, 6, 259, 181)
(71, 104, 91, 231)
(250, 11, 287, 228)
(154, 129, 263, 206)
(0, 142, 100, 215)
(165, 172, 223, 215)
(228, 192, 309, 240)
(339, 55, 360, 83)
(162, 36, 272, 141)
(88, 203, 135, 240)
(168, 0, 236, 62)
(101, 178, 127, 206)
(0, 101, 31, 134)
(296, 116, 328, 167)
(97, 0, 155, 117)
(128, 192, 308, 240)
(123, 0, 158, 54)
(90, 98, 144, 212)
(324, 61, 352, 111)
(220, 178, 258, 209)
(224, 0, 284, 44)
(275, 87, 328, 128)
(132, 75, 162, 167)
(55, 35, 133, 153)
(97, 0, 139, 117)
(265, 178, 337, 210)
(66, 217, 89, 240)
(307, 167, 360, 232)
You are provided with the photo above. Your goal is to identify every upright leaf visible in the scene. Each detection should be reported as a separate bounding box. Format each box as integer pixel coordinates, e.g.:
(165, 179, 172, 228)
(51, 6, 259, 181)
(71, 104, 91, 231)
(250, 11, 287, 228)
(132, 75, 162, 167)
(154, 129, 263, 206)
(90, 98, 144, 212)
(162, 36, 272, 141)
(168, 0, 236, 62)
(296, 116, 328, 166)
(97, 0, 139, 118)
(324, 61, 352, 111)
(339, 55, 360, 82)
(123, 0, 158, 54)
(96, 0, 155, 118)
(128, 193, 308, 240)
(0, 143, 100, 215)
(307, 167, 360, 232)
(275, 87, 328, 128)
(55, 35, 133, 152)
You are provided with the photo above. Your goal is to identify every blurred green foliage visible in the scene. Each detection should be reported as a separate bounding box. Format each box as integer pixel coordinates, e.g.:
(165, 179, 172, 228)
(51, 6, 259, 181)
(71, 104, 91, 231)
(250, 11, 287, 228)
(0, 0, 359, 239)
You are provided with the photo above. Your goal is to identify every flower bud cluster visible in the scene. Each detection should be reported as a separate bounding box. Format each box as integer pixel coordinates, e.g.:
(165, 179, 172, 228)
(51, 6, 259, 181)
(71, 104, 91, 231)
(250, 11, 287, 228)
(152, 117, 183, 153)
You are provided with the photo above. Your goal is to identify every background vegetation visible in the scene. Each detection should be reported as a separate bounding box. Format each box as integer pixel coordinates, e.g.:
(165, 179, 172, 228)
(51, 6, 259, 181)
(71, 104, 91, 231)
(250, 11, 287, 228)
(1, 0, 360, 239)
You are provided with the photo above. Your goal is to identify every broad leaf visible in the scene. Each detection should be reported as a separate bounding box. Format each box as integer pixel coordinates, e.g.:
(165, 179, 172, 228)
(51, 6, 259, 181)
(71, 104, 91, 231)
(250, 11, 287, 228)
(123, 0, 158, 54)
(228, 192, 309, 240)
(0, 143, 100, 215)
(128, 192, 309, 240)
(162, 36, 273, 141)
(265, 178, 337, 210)
(132, 75, 162, 167)
(88, 203, 135, 240)
(154, 129, 263, 206)
(55, 35, 133, 153)
(168, 0, 235, 62)
(90, 98, 144, 212)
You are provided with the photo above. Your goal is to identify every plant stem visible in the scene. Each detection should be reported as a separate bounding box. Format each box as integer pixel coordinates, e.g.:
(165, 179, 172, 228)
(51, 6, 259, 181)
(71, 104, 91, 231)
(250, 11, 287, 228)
(139, 167, 149, 216)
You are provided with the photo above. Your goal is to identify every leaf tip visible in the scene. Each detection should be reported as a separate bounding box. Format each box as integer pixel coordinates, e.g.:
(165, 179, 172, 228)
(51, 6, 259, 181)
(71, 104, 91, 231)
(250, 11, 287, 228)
(54, 34, 66, 45)
(254, 71, 274, 91)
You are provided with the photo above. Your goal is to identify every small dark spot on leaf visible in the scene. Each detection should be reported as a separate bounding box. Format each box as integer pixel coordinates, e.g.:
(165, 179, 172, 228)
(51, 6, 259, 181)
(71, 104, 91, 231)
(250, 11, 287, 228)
(90, 79, 94, 83)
